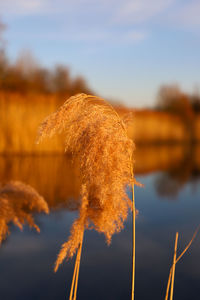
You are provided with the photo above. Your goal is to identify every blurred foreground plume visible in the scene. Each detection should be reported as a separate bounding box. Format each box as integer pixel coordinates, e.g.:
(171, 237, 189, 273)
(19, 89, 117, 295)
(0, 181, 49, 244)
(37, 93, 137, 271)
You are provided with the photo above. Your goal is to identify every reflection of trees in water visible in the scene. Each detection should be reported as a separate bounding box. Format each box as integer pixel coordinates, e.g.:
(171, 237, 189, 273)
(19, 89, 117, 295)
(154, 146, 200, 199)
(0, 155, 80, 209)
(0, 181, 49, 244)
(0, 145, 200, 205)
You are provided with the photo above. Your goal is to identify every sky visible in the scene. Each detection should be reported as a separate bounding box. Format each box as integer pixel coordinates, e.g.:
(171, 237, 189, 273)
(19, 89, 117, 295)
(0, 0, 200, 107)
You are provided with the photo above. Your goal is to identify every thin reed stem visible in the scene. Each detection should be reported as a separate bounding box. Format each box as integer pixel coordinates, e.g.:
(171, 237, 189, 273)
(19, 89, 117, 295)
(69, 251, 79, 300)
(73, 231, 84, 300)
(176, 225, 200, 264)
(131, 183, 135, 300)
(69, 230, 84, 300)
(170, 232, 179, 300)
(165, 225, 199, 300)
(165, 268, 172, 300)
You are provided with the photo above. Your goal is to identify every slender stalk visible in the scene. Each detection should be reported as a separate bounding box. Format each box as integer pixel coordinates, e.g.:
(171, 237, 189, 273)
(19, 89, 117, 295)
(131, 183, 135, 300)
(165, 267, 172, 300)
(165, 225, 199, 300)
(176, 225, 199, 264)
(69, 230, 84, 300)
(69, 250, 79, 300)
(170, 232, 179, 300)
(73, 231, 84, 300)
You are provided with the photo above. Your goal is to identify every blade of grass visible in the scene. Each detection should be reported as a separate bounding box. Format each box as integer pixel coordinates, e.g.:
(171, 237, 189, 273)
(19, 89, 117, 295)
(169, 232, 179, 300)
(176, 225, 200, 264)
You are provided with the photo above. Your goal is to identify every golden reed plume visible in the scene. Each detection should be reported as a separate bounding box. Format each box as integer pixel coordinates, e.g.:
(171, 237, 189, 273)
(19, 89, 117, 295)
(37, 93, 137, 299)
(0, 181, 49, 244)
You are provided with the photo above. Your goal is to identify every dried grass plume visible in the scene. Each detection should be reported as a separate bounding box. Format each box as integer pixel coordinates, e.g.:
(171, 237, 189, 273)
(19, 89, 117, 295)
(37, 93, 137, 272)
(0, 181, 49, 244)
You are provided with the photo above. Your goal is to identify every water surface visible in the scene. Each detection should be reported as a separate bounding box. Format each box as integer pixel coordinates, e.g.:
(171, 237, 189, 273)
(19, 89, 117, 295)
(0, 146, 200, 300)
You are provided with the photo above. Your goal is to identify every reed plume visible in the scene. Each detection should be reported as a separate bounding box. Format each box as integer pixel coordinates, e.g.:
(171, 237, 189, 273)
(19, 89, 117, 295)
(0, 180, 49, 244)
(37, 93, 137, 298)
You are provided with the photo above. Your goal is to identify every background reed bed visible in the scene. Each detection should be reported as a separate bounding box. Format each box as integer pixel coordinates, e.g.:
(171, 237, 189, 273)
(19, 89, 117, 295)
(0, 92, 65, 153)
(126, 109, 198, 144)
(1, 92, 200, 154)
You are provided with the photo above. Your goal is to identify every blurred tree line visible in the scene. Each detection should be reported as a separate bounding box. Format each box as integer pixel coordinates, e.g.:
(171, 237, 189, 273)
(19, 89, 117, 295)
(156, 85, 200, 142)
(156, 85, 200, 116)
(0, 20, 92, 96)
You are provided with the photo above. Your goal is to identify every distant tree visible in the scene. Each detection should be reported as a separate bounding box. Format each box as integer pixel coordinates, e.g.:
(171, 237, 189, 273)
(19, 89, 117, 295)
(156, 85, 195, 142)
(0, 20, 93, 96)
(0, 48, 7, 78)
(15, 50, 40, 76)
(15, 52, 52, 93)
(0, 19, 8, 87)
(71, 75, 91, 95)
(190, 91, 200, 114)
(51, 65, 71, 94)
(50, 66, 92, 96)
(30, 68, 51, 93)
(157, 85, 194, 120)
(0, 19, 6, 49)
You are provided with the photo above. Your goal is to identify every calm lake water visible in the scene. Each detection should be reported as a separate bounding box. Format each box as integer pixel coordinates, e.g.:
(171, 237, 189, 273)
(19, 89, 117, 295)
(0, 146, 200, 300)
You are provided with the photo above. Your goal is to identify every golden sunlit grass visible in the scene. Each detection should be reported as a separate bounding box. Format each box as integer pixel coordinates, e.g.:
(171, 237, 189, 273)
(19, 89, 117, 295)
(0, 180, 49, 244)
(37, 93, 138, 299)
(0, 92, 65, 153)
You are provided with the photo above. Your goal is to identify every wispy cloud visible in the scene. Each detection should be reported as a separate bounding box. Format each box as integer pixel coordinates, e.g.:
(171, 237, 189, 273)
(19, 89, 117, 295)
(2, 0, 200, 31)
(15, 28, 148, 46)
(0, 0, 47, 16)
(0, 0, 112, 16)
(73, 29, 148, 44)
(171, 0, 200, 27)
(0, 0, 175, 23)
(1, 0, 149, 45)
(2, 0, 200, 47)
(113, 0, 176, 24)
(122, 30, 148, 43)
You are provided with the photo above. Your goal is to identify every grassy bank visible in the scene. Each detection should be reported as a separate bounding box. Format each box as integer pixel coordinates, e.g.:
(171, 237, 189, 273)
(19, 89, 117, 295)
(1, 92, 200, 153)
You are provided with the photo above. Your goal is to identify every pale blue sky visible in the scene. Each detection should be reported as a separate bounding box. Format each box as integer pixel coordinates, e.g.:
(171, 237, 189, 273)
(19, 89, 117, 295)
(1, 0, 200, 107)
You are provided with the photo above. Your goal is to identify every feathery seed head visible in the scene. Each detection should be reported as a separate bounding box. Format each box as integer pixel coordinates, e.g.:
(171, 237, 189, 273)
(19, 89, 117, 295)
(37, 93, 136, 271)
(0, 181, 49, 244)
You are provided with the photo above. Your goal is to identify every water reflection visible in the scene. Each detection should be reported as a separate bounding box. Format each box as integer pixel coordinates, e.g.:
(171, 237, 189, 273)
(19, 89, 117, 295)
(0, 154, 80, 209)
(153, 145, 200, 198)
(0, 145, 199, 207)
(0, 181, 49, 244)
(134, 144, 200, 175)
(0, 175, 199, 300)
(0, 146, 200, 300)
